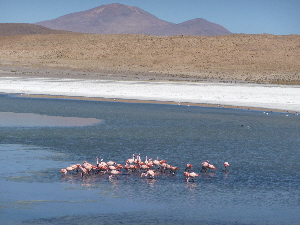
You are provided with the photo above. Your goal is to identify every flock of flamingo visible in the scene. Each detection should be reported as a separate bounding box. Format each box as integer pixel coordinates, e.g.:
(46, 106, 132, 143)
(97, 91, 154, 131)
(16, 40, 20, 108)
(60, 154, 229, 182)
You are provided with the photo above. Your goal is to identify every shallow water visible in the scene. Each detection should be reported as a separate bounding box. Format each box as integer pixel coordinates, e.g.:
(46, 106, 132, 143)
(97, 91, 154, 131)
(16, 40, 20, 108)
(0, 94, 299, 224)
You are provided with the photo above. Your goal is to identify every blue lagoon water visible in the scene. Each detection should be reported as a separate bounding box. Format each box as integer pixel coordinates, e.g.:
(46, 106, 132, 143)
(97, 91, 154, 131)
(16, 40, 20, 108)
(0, 94, 299, 224)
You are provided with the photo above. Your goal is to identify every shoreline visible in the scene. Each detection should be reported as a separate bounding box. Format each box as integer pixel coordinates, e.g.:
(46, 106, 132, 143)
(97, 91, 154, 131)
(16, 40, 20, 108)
(0, 67, 299, 113)
(14, 93, 298, 114)
(0, 77, 299, 113)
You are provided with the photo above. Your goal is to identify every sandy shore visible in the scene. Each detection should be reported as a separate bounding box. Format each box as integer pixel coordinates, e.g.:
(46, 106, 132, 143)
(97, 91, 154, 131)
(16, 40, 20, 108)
(0, 75, 299, 113)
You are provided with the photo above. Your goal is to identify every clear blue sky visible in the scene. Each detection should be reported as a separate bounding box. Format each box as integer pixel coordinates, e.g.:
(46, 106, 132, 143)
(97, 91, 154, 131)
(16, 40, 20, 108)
(1, 0, 299, 35)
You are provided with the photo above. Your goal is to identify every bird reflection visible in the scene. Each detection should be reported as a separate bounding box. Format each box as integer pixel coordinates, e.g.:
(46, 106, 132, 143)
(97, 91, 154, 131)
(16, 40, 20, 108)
(143, 178, 157, 188)
(224, 171, 229, 178)
(109, 177, 120, 187)
(185, 182, 198, 190)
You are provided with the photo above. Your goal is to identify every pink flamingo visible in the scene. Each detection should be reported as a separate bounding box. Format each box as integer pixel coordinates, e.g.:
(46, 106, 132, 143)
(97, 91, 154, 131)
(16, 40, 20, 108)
(97, 165, 108, 173)
(224, 162, 229, 171)
(108, 164, 123, 171)
(65, 165, 76, 173)
(153, 157, 161, 168)
(201, 160, 217, 172)
(66, 166, 76, 172)
(108, 169, 121, 179)
(185, 164, 193, 171)
(61, 164, 80, 174)
(145, 159, 153, 168)
(78, 165, 88, 177)
(184, 171, 200, 182)
(82, 161, 97, 174)
(201, 160, 210, 172)
(95, 157, 106, 167)
(97, 159, 107, 167)
(159, 162, 168, 172)
(106, 161, 117, 166)
(141, 170, 157, 179)
(140, 164, 150, 171)
(208, 164, 217, 170)
(124, 163, 138, 172)
(60, 168, 67, 174)
(135, 153, 142, 164)
(126, 154, 135, 164)
(166, 165, 178, 174)
(160, 159, 167, 164)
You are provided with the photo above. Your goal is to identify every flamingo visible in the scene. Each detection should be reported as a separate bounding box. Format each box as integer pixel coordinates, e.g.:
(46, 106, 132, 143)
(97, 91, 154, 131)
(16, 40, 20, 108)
(82, 161, 97, 174)
(160, 159, 167, 164)
(69, 164, 79, 170)
(108, 164, 123, 171)
(61, 164, 80, 174)
(66, 166, 75, 172)
(126, 154, 135, 164)
(116, 164, 123, 169)
(108, 169, 121, 179)
(145, 158, 153, 168)
(201, 160, 210, 172)
(140, 164, 150, 171)
(144, 156, 150, 165)
(97, 165, 108, 173)
(153, 157, 161, 168)
(98, 159, 107, 167)
(147, 158, 153, 166)
(166, 165, 178, 174)
(184, 171, 200, 182)
(60, 168, 67, 174)
(106, 161, 117, 166)
(78, 165, 88, 177)
(141, 170, 157, 179)
(185, 164, 193, 171)
(125, 163, 138, 172)
(159, 162, 168, 172)
(135, 153, 142, 164)
(208, 164, 216, 170)
(224, 162, 229, 171)
(95, 157, 103, 167)
(60, 164, 80, 174)
(82, 161, 93, 167)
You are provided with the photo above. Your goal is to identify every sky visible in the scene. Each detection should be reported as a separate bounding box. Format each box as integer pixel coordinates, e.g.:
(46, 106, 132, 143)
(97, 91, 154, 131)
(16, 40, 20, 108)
(1, 0, 299, 35)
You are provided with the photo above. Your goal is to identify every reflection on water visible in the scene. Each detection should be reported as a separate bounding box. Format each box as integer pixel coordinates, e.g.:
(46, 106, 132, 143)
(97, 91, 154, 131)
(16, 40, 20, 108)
(0, 94, 299, 224)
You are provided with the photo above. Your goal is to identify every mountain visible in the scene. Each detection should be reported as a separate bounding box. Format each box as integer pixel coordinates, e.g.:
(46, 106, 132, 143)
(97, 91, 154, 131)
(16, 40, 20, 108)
(35, 3, 231, 36)
(146, 18, 232, 36)
(36, 3, 172, 35)
(0, 23, 73, 37)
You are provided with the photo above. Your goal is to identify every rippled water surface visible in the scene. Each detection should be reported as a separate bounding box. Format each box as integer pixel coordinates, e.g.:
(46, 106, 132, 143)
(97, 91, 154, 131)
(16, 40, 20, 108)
(0, 94, 299, 224)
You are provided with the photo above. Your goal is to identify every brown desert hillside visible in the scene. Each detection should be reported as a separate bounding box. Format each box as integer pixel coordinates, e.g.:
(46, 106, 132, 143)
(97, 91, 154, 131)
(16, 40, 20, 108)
(0, 23, 73, 37)
(0, 33, 299, 84)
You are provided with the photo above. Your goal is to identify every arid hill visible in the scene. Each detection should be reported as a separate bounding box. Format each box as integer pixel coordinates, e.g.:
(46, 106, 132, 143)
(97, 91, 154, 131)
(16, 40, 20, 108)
(0, 23, 73, 37)
(0, 33, 299, 84)
(35, 3, 231, 36)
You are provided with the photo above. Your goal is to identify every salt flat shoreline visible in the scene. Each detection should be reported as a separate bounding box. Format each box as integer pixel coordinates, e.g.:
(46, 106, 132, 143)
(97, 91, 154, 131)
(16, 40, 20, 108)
(1, 75, 299, 113)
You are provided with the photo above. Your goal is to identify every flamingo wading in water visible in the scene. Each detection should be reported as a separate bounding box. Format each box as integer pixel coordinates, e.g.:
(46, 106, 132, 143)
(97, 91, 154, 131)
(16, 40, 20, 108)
(184, 171, 200, 182)
(224, 162, 229, 171)
(141, 170, 157, 179)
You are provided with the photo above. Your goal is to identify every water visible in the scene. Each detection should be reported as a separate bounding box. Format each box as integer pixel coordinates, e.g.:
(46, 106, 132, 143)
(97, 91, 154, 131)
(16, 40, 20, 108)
(0, 94, 299, 224)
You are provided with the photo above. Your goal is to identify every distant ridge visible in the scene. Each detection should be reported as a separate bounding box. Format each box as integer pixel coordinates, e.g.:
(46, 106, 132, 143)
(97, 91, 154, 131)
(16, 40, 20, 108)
(35, 3, 232, 36)
(146, 18, 232, 36)
(0, 23, 73, 37)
